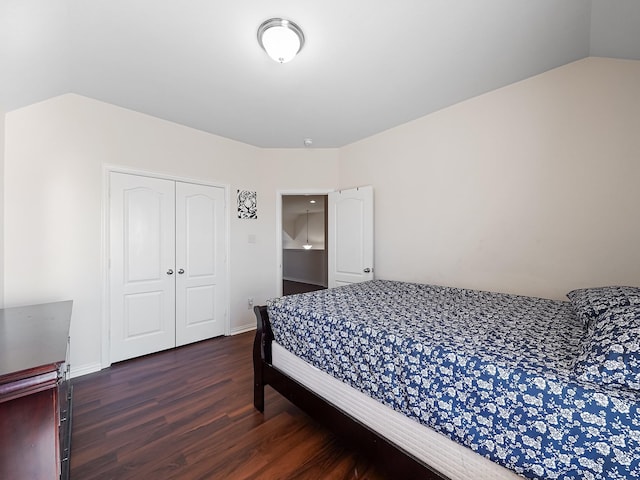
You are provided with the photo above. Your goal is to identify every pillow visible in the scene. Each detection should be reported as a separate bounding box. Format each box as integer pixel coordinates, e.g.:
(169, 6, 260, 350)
(567, 286, 640, 325)
(574, 304, 640, 391)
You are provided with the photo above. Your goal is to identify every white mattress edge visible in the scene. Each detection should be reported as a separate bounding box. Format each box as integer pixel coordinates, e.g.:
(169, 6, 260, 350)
(271, 342, 523, 480)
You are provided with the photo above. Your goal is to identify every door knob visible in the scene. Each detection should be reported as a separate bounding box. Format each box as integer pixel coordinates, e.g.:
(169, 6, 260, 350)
(364, 268, 371, 273)
(178, 269, 185, 274)
(167, 269, 174, 275)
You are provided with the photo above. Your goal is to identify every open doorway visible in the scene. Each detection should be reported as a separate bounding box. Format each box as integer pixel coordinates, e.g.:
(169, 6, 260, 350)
(281, 195, 328, 296)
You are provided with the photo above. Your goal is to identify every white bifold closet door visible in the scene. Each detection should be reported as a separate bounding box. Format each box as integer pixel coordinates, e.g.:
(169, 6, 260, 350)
(109, 172, 226, 363)
(174, 181, 226, 347)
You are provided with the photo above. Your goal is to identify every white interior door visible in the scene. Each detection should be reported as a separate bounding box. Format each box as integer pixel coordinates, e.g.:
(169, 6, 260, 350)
(110, 173, 176, 362)
(175, 182, 226, 346)
(328, 186, 374, 288)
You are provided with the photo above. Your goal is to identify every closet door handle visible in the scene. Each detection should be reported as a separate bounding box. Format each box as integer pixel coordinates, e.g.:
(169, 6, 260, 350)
(178, 269, 185, 274)
(167, 269, 174, 275)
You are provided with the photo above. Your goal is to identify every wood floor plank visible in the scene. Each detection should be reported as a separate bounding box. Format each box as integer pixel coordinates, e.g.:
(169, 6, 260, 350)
(71, 332, 389, 479)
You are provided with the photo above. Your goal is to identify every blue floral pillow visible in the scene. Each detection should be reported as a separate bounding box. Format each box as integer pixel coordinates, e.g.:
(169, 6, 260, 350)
(574, 304, 640, 391)
(567, 286, 640, 325)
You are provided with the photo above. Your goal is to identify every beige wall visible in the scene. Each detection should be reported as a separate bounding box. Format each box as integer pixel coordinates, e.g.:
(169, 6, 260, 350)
(4, 57, 640, 374)
(339, 57, 640, 300)
(251, 148, 339, 303)
(0, 106, 4, 308)
(283, 211, 325, 250)
(3, 94, 339, 374)
(283, 250, 328, 286)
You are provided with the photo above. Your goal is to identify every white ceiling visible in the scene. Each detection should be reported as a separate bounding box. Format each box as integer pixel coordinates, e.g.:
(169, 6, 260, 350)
(1, 0, 639, 148)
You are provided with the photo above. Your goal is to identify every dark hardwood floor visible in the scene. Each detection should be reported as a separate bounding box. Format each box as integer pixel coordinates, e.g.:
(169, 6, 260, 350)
(71, 332, 388, 479)
(282, 280, 327, 296)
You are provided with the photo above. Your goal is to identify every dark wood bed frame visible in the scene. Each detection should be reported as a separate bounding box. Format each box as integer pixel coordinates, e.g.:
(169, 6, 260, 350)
(253, 305, 447, 479)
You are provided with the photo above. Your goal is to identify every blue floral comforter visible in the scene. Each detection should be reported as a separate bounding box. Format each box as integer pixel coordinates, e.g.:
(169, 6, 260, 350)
(267, 280, 640, 480)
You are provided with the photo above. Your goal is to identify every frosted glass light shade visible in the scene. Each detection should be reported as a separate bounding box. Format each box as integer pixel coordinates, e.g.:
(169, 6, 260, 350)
(258, 18, 304, 63)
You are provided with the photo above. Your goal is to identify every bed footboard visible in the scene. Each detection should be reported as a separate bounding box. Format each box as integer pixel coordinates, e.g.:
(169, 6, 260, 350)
(252, 305, 445, 479)
(252, 305, 272, 412)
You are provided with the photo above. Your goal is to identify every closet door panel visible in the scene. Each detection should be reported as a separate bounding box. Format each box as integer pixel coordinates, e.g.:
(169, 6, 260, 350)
(175, 182, 226, 346)
(110, 173, 176, 362)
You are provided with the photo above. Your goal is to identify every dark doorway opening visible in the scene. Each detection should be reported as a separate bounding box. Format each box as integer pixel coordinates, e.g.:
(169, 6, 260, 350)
(282, 195, 328, 296)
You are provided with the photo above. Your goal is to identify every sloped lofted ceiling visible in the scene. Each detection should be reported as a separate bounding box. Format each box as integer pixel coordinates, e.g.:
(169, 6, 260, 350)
(1, 0, 639, 148)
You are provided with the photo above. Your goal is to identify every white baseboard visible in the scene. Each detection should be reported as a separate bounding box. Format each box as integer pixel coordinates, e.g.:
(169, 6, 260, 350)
(230, 324, 256, 335)
(283, 276, 327, 287)
(70, 362, 102, 379)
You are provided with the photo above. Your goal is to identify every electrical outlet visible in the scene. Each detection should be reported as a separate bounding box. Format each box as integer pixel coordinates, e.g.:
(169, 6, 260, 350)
(247, 297, 254, 309)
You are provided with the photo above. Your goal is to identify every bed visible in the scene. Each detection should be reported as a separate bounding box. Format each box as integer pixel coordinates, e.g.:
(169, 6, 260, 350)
(253, 280, 640, 479)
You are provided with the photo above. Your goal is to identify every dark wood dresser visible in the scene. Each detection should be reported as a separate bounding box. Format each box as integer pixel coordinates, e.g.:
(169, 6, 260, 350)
(0, 301, 73, 480)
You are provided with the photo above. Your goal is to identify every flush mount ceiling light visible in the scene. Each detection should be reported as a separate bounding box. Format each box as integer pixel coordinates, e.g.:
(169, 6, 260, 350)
(258, 18, 305, 63)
